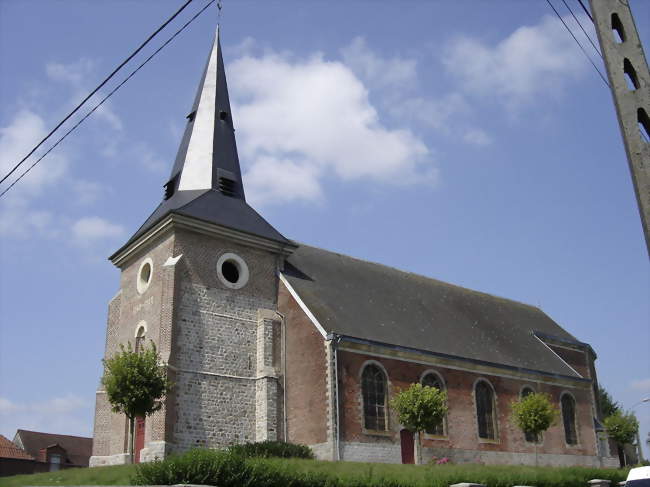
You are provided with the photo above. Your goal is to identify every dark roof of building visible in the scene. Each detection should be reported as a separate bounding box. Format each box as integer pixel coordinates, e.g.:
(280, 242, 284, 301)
(283, 244, 584, 379)
(0, 435, 33, 461)
(114, 189, 290, 257)
(15, 430, 92, 467)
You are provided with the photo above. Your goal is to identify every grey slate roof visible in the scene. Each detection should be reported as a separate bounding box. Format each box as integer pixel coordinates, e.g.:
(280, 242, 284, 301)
(284, 244, 584, 379)
(116, 188, 289, 254)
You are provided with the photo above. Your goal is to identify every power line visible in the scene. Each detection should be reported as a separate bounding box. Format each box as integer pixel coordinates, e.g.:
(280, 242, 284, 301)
(0, 0, 217, 200)
(561, 0, 602, 58)
(0, 0, 194, 187)
(576, 0, 594, 23)
(545, 0, 610, 88)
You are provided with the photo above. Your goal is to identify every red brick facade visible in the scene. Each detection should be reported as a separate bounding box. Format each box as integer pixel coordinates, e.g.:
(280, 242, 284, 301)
(338, 350, 597, 457)
(280, 281, 329, 447)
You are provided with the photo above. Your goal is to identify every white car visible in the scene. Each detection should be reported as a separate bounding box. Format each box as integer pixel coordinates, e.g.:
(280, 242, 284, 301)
(625, 466, 650, 487)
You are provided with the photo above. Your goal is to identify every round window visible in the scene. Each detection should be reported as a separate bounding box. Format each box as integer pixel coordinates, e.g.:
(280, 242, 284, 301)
(136, 258, 154, 294)
(216, 253, 249, 289)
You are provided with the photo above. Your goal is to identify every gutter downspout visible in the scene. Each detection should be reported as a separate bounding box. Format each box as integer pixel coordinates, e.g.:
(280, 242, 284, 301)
(333, 334, 342, 461)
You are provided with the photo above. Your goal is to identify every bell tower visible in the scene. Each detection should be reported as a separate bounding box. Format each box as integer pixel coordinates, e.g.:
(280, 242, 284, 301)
(90, 27, 295, 466)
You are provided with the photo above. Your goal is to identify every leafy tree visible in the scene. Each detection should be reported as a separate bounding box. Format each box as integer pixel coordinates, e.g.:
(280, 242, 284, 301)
(102, 341, 172, 463)
(511, 392, 558, 467)
(603, 410, 639, 467)
(389, 383, 447, 464)
(598, 385, 621, 418)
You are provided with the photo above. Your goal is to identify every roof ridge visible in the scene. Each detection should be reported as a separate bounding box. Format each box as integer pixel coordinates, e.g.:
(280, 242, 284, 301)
(292, 241, 547, 314)
(17, 429, 92, 440)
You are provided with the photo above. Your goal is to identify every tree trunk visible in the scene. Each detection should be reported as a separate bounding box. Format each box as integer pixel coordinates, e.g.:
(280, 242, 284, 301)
(534, 441, 538, 468)
(129, 416, 135, 464)
(617, 444, 625, 468)
(415, 431, 422, 465)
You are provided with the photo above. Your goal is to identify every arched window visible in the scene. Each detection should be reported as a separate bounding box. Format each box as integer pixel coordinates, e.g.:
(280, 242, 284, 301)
(421, 372, 446, 436)
(362, 363, 388, 431)
(135, 326, 146, 353)
(475, 380, 497, 440)
(561, 393, 578, 445)
(521, 387, 538, 443)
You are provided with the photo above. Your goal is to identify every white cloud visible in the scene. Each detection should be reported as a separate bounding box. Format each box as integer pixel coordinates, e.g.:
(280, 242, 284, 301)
(341, 36, 418, 91)
(0, 110, 68, 198)
(71, 216, 125, 245)
(0, 395, 92, 438)
(244, 156, 323, 207)
(129, 142, 166, 173)
(230, 50, 433, 206)
(71, 180, 105, 205)
(630, 378, 650, 392)
(340, 38, 480, 146)
(46, 58, 96, 85)
(0, 110, 69, 238)
(389, 92, 470, 131)
(443, 14, 591, 107)
(463, 128, 493, 147)
(46, 59, 123, 131)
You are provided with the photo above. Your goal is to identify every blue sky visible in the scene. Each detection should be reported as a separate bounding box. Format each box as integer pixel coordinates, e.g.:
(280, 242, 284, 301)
(0, 0, 648, 457)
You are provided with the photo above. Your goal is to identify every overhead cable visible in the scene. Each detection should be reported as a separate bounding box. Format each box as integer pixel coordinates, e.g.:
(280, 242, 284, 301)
(0, 0, 217, 199)
(560, 0, 602, 58)
(576, 0, 595, 23)
(0, 0, 194, 187)
(545, 0, 610, 88)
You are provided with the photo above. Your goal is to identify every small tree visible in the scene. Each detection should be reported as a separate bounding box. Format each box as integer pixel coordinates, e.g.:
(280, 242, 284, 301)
(598, 385, 621, 418)
(603, 410, 639, 467)
(102, 341, 172, 463)
(389, 383, 447, 464)
(511, 392, 558, 467)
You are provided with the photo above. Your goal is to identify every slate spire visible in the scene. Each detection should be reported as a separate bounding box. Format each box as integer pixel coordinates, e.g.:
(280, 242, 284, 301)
(113, 27, 291, 258)
(166, 26, 245, 200)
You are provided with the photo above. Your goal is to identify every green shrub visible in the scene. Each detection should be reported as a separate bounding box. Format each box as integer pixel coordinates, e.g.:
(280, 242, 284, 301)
(227, 440, 315, 460)
(132, 449, 252, 486)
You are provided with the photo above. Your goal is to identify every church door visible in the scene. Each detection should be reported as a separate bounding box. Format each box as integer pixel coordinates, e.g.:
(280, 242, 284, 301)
(400, 429, 414, 464)
(134, 416, 145, 463)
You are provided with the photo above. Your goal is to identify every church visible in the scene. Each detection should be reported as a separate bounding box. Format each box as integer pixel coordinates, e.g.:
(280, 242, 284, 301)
(90, 28, 617, 468)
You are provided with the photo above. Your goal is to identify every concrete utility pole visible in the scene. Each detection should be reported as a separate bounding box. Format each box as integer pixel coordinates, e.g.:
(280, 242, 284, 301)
(590, 0, 650, 257)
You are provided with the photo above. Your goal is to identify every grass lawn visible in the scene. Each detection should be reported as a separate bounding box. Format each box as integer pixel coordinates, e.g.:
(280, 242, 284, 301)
(0, 464, 135, 487)
(0, 459, 628, 487)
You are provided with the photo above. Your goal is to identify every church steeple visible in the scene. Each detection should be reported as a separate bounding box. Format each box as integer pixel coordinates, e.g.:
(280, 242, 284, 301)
(166, 26, 244, 200)
(112, 27, 290, 258)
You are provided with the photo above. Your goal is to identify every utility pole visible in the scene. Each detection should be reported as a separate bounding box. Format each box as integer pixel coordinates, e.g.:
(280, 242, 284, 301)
(590, 0, 650, 257)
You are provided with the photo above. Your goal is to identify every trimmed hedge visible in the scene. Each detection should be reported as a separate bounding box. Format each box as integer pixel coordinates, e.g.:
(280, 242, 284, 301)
(227, 440, 315, 459)
(132, 449, 628, 487)
(132, 449, 398, 487)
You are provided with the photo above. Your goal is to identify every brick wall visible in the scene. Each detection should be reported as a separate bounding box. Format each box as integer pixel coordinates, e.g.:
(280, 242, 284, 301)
(337, 350, 599, 465)
(278, 281, 329, 448)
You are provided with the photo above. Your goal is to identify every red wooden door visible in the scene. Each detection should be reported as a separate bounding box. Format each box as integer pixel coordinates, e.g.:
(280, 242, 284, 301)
(134, 416, 145, 463)
(400, 429, 414, 464)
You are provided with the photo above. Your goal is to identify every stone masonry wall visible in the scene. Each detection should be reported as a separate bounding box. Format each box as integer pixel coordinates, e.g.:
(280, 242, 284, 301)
(338, 350, 601, 466)
(168, 230, 282, 453)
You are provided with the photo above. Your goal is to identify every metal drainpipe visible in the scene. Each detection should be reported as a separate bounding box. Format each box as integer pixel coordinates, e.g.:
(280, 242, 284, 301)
(333, 335, 342, 461)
